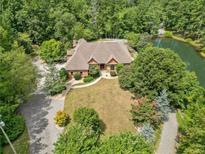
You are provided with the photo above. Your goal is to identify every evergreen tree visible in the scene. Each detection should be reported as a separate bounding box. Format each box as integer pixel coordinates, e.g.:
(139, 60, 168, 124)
(155, 89, 171, 121)
(140, 123, 155, 142)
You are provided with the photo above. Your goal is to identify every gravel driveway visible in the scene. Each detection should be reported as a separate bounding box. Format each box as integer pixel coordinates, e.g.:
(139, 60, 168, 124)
(20, 94, 64, 154)
(19, 58, 65, 154)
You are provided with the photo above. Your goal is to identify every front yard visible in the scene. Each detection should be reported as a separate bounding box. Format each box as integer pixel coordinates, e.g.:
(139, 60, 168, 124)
(64, 79, 135, 136)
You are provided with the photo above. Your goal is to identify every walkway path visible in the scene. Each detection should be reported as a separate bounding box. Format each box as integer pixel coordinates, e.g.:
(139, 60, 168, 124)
(72, 76, 118, 89)
(20, 58, 65, 154)
(72, 77, 102, 89)
(156, 112, 178, 154)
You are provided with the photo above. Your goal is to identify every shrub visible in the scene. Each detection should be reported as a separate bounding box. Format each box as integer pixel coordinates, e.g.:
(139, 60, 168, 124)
(54, 111, 70, 127)
(125, 32, 152, 51)
(118, 65, 134, 89)
(54, 124, 99, 154)
(202, 47, 205, 53)
(49, 82, 66, 96)
(89, 65, 100, 78)
(58, 68, 68, 81)
(83, 76, 94, 83)
(17, 32, 33, 54)
(40, 39, 65, 63)
(155, 89, 171, 121)
(116, 64, 124, 73)
(98, 133, 153, 153)
(185, 38, 193, 43)
(45, 65, 67, 96)
(164, 31, 173, 37)
(125, 32, 140, 49)
(130, 97, 161, 128)
(73, 107, 101, 133)
(74, 72, 81, 80)
(110, 70, 117, 77)
(0, 115, 25, 144)
(140, 123, 155, 142)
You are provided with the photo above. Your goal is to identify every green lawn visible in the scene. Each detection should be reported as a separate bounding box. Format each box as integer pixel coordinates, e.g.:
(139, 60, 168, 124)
(64, 79, 136, 136)
(3, 128, 29, 154)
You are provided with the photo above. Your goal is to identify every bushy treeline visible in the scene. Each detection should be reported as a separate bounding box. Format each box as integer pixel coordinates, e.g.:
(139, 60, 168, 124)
(1, 0, 204, 63)
(176, 87, 205, 154)
(0, 49, 37, 147)
(1, 0, 205, 49)
(118, 46, 205, 153)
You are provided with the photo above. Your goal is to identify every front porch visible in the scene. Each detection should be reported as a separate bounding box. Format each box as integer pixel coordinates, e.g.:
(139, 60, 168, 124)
(98, 64, 116, 71)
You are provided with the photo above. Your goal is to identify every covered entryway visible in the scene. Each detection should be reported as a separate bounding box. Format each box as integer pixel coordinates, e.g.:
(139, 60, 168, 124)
(100, 64, 105, 70)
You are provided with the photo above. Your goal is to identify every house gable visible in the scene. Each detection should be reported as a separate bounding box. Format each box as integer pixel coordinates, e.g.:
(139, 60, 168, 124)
(66, 39, 132, 71)
(88, 57, 98, 64)
(107, 58, 118, 64)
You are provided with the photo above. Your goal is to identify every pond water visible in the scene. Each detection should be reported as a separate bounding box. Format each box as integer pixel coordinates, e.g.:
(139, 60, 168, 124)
(153, 38, 205, 88)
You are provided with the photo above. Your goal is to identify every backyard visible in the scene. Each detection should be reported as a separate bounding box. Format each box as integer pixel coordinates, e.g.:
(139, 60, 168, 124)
(64, 79, 136, 136)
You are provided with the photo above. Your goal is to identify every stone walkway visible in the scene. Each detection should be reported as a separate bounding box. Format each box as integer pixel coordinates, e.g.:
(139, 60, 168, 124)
(156, 112, 178, 154)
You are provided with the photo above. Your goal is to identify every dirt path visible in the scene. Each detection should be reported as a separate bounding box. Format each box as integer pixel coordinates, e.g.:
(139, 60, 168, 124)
(157, 112, 178, 154)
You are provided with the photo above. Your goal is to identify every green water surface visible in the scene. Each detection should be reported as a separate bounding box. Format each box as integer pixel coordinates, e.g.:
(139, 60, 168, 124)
(153, 38, 205, 88)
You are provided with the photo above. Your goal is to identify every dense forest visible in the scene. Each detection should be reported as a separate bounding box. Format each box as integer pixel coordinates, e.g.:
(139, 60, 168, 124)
(0, 0, 205, 50)
(0, 0, 205, 153)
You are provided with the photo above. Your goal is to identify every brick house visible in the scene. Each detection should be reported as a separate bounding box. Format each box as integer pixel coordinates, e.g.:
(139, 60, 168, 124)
(66, 39, 132, 77)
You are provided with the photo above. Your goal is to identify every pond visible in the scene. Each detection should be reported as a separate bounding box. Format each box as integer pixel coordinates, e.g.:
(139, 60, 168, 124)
(153, 38, 205, 88)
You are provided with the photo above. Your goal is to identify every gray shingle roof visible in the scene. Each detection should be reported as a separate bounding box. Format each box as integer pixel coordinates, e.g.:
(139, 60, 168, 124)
(66, 39, 132, 71)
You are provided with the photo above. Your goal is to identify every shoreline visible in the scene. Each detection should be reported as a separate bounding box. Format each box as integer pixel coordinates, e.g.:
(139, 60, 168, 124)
(157, 32, 205, 58)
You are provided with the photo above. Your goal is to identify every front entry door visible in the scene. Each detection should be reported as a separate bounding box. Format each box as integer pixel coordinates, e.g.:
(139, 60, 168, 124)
(100, 64, 105, 70)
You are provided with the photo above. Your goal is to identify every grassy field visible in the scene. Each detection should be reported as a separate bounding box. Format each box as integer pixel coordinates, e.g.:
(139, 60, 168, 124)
(3, 128, 29, 154)
(64, 79, 136, 136)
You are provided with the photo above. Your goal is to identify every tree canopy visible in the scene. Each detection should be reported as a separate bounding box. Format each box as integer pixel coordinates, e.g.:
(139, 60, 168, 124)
(0, 49, 37, 145)
(40, 39, 65, 63)
(98, 133, 153, 154)
(0, 49, 37, 104)
(1, 0, 205, 47)
(119, 46, 199, 107)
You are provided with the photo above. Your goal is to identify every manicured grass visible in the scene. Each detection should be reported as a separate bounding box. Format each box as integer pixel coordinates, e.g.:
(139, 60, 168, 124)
(64, 79, 136, 136)
(3, 128, 29, 154)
